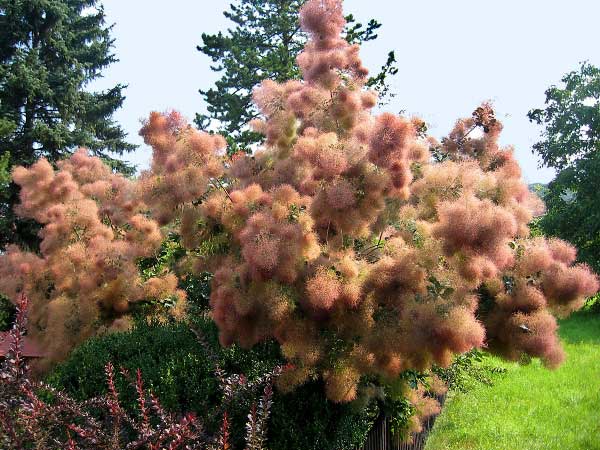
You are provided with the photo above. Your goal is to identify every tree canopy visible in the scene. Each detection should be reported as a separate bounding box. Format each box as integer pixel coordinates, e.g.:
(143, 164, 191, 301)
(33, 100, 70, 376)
(528, 63, 600, 272)
(196, 0, 398, 154)
(0, 0, 135, 249)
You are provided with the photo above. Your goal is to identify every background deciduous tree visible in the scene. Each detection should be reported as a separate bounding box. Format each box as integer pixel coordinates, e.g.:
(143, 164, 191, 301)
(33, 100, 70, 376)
(528, 62, 600, 273)
(0, 0, 135, 249)
(196, 0, 398, 155)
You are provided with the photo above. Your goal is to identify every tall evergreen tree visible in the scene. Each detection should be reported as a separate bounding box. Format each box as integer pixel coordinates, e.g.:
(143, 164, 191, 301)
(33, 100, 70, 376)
(0, 0, 135, 249)
(196, 0, 398, 154)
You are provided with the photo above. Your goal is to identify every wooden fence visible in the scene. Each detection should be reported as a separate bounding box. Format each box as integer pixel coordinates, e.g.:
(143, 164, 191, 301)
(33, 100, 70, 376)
(359, 394, 446, 450)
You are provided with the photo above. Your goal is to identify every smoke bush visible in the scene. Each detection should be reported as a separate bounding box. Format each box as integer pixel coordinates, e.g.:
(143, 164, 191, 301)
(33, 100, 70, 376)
(1, 0, 598, 435)
(137, 0, 597, 407)
(0, 150, 185, 367)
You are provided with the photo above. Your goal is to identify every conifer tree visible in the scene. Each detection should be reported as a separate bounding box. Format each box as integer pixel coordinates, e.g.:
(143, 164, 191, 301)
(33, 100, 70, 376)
(0, 0, 135, 249)
(196, 0, 397, 154)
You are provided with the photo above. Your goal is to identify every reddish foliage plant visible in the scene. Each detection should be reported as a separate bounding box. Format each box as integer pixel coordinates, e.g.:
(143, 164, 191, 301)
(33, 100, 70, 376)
(0, 296, 279, 449)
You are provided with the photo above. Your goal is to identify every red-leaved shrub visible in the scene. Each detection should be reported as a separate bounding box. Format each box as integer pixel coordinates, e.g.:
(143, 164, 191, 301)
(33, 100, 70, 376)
(0, 295, 279, 449)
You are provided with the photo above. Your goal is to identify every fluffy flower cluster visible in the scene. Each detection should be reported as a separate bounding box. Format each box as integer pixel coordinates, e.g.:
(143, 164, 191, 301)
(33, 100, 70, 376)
(0, 150, 185, 367)
(138, 0, 596, 407)
(138, 110, 227, 225)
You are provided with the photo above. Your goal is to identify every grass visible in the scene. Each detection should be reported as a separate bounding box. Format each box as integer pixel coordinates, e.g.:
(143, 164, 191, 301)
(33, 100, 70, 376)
(425, 311, 600, 450)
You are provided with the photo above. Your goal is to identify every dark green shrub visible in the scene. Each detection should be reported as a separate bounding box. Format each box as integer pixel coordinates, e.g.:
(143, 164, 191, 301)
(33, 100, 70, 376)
(0, 295, 15, 331)
(269, 382, 378, 450)
(47, 318, 378, 450)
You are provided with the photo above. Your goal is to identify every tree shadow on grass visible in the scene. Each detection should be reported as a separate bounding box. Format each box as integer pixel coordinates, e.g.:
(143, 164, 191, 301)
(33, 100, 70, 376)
(558, 311, 600, 345)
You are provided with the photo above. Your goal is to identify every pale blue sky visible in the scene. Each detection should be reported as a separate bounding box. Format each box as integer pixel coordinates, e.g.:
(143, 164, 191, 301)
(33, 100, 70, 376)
(93, 0, 600, 183)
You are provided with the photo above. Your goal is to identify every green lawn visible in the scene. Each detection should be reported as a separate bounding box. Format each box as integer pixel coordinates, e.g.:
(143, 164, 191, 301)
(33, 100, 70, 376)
(425, 312, 600, 450)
